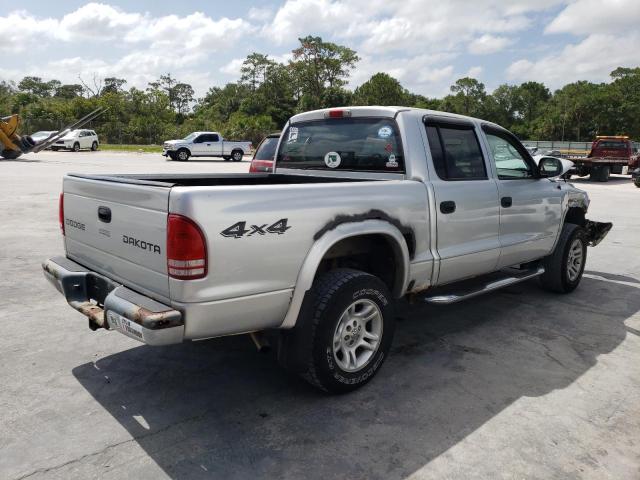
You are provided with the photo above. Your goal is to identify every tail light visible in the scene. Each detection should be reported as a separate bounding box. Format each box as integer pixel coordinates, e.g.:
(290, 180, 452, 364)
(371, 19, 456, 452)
(249, 160, 273, 173)
(167, 214, 207, 280)
(59, 193, 65, 235)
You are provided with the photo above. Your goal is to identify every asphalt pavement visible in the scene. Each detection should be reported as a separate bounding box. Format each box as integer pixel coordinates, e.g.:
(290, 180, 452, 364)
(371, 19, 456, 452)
(1, 150, 639, 479)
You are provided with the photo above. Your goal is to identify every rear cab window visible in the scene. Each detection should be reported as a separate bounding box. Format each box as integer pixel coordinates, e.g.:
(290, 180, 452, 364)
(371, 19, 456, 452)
(277, 117, 404, 173)
(254, 136, 279, 160)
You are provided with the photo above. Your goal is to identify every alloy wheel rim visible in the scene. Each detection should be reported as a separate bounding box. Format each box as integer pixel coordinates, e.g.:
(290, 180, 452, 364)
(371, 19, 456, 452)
(234, 152, 242, 161)
(566, 238, 584, 281)
(332, 299, 383, 373)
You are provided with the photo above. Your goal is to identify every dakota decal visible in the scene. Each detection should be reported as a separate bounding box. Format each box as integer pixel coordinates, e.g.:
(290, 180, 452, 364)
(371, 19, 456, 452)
(122, 235, 161, 254)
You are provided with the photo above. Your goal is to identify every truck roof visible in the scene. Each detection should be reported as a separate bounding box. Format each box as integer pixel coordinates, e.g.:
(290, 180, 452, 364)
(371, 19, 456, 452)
(289, 106, 500, 129)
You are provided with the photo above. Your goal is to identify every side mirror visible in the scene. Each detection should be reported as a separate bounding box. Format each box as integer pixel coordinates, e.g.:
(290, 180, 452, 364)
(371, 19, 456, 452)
(539, 157, 564, 178)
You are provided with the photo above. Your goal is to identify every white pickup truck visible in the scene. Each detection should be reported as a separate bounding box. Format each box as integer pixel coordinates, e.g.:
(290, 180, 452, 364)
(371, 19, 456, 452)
(163, 132, 251, 162)
(43, 107, 611, 393)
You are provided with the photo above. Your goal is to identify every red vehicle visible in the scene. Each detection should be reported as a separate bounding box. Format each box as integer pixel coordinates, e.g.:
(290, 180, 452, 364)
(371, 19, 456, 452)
(572, 136, 639, 182)
(249, 132, 280, 173)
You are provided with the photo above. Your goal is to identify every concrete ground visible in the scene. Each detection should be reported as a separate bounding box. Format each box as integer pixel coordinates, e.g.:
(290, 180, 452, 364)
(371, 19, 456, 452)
(1, 151, 639, 480)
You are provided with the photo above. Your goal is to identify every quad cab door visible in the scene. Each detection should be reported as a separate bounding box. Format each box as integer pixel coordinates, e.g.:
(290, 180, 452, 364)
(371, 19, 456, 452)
(481, 125, 563, 268)
(424, 117, 501, 285)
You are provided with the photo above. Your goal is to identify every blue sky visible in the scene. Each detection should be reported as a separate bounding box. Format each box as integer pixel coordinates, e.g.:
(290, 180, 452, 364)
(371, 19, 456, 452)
(1, 0, 639, 98)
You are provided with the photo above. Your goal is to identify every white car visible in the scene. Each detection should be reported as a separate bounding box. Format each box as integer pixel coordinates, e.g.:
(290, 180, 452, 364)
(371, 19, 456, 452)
(163, 132, 252, 161)
(51, 129, 99, 152)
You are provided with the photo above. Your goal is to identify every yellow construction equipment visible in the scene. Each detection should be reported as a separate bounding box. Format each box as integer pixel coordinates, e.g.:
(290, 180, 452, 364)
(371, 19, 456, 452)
(0, 107, 106, 160)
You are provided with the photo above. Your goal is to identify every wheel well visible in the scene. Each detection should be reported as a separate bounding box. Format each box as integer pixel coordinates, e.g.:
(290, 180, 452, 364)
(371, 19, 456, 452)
(315, 234, 403, 296)
(565, 207, 586, 226)
(177, 147, 191, 155)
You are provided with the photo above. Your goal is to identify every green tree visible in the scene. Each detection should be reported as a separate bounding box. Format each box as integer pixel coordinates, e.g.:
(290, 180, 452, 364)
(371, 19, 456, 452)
(240, 53, 275, 91)
(290, 35, 359, 110)
(445, 77, 487, 116)
(352, 73, 407, 106)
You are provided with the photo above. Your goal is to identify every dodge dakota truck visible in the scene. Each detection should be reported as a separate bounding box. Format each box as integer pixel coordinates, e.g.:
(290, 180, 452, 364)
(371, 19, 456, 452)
(162, 132, 251, 162)
(43, 107, 611, 393)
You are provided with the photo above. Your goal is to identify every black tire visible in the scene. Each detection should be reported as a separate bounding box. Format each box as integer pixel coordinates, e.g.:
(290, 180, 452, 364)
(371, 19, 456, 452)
(287, 268, 395, 394)
(176, 149, 190, 161)
(167, 152, 177, 161)
(634, 177, 640, 188)
(72, 142, 80, 152)
(231, 150, 243, 162)
(223, 156, 231, 161)
(538, 223, 587, 293)
(591, 165, 610, 182)
(91, 141, 98, 151)
(51, 147, 59, 152)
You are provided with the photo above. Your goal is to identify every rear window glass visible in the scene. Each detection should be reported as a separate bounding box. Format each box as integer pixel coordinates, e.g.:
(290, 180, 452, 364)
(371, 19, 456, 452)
(596, 141, 626, 149)
(254, 136, 279, 161)
(276, 118, 404, 172)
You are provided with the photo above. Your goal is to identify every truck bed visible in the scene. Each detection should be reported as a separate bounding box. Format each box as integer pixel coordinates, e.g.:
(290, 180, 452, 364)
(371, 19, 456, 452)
(68, 172, 369, 188)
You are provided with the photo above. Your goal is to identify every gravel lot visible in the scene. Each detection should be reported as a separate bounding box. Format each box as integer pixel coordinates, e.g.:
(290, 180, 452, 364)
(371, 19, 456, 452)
(1, 151, 639, 480)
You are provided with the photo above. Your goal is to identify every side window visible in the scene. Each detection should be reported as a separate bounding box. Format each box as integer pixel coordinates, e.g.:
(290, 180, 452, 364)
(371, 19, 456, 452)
(485, 133, 534, 179)
(210, 134, 219, 142)
(426, 125, 487, 180)
(193, 135, 204, 143)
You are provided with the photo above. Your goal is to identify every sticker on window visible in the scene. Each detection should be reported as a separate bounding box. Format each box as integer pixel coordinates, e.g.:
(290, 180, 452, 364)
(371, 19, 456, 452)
(378, 126, 393, 138)
(386, 154, 398, 168)
(288, 127, 298, 143)
(324, 151, 341, 168)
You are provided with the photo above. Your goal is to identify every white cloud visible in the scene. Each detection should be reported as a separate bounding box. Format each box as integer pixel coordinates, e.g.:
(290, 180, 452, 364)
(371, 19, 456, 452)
(248, 7, 274, 22)
(468, 35, 512, 55)
(546, 0, 640, 35)
(220, 58, 244, 76)
(466, 66, 483, 78)
(0, 10, 57, 52)
(507, 32, 640, 88)
(265, 0, 545, 53)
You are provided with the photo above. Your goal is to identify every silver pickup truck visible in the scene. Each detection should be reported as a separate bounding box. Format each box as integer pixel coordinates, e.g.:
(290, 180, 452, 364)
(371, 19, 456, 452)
(43, 106, 611, 393)
(162, 132, 251, 162)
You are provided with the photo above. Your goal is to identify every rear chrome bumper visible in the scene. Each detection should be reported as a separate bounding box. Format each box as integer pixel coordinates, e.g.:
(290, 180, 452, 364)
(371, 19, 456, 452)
(42, 256, 184, 346)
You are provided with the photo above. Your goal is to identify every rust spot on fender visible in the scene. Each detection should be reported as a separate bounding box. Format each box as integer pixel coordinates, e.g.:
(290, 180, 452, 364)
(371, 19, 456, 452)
(313, 209, 415, 257)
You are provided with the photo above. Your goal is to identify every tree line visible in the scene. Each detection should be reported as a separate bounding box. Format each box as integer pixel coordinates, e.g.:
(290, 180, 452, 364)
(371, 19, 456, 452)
(1, 35, 639, 145)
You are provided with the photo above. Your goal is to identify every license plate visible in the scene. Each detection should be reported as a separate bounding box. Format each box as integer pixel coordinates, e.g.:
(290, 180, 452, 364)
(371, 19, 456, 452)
(107, 311, 144, 341)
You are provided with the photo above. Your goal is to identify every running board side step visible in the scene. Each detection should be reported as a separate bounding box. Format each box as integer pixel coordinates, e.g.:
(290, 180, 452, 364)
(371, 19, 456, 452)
(423, 267, 545, 305)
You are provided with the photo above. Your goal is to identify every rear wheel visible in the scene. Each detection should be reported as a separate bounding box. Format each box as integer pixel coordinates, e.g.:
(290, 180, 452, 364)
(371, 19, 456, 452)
(72, 142, 80, 152)
(232, 150, 243, 162)
(176, 149, 190, 161)
(91, 141, 98, 151)
(284, 268, 395, 393)
(634, 177, 640, 188)
(538, 223, 587, 293)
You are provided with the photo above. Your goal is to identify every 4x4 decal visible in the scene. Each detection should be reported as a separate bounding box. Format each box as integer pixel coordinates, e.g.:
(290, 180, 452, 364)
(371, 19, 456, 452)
(220, 218, 291, 238)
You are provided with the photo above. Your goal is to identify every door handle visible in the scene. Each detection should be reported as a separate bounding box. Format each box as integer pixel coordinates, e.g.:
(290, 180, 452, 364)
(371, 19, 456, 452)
(98, 206, 111, 223)
(501, 196, 513, 208)
(440, 201, 456, 214)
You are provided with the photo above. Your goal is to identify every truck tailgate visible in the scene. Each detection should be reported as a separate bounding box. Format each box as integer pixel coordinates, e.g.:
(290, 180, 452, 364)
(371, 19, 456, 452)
(62, 176, 170, 300)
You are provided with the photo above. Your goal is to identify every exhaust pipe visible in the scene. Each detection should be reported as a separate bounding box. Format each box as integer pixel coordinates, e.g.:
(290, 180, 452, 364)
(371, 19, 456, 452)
(249, 331, 271, 353)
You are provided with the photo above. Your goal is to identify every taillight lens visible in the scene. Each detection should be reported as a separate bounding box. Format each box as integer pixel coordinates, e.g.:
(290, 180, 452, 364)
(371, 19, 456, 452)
(167, 214, 207, 280)
(59, 193, 65, 235)
(249, 160, 273, 173)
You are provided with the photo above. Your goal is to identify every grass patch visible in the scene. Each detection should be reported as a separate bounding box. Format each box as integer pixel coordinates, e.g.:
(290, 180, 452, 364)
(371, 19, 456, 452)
(100, 144, 163, 153)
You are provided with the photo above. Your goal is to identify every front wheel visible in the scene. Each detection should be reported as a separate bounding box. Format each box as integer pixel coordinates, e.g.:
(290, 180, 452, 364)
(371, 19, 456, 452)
(72, 142, 80, 152)
(538, 223, 587, 293)
(176, 149, 190, 161)
(91, 141, 98, 151)
(291, 269, 395, 393)
(634, 177, 640, 188)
